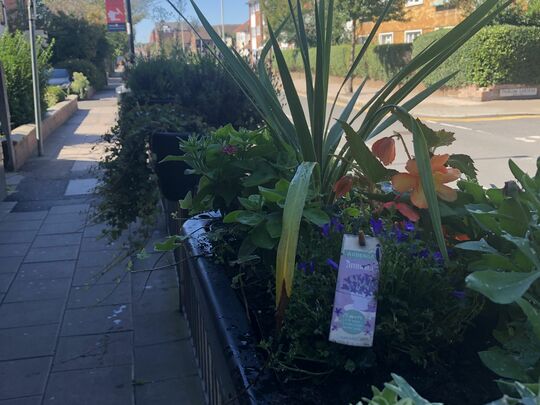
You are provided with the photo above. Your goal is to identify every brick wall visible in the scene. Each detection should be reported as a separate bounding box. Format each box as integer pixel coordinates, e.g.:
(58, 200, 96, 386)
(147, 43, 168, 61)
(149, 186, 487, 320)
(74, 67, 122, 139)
(357, 0, 463, 44)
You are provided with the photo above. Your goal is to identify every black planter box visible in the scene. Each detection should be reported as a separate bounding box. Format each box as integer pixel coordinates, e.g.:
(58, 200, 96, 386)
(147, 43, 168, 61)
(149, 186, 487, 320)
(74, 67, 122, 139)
(150, 131, 199, 201)
(178, 214, 283, 405)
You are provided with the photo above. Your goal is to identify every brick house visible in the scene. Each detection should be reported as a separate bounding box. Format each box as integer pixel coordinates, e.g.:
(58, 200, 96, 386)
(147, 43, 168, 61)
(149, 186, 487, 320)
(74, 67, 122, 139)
(357, 0, 464, 44)
(248, 0, 265, 55)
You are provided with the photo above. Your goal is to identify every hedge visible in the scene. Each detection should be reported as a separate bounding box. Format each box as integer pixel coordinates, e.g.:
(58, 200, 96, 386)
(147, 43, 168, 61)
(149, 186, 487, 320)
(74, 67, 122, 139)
(57, 59, 107, 90)
(280, 43, 412, 82)
(0, 31, 51, 128)
(412, 25, 540, 88)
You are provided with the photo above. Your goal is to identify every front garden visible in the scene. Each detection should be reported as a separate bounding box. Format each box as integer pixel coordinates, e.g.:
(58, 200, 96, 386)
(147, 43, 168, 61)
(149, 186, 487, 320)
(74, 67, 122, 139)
(98, 0, 540, 403)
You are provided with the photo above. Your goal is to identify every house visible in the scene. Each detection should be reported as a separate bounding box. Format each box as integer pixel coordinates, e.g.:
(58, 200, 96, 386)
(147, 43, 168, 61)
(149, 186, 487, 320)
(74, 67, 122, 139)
(234, 20, 251, 56)
(248, 0, 265, 56)
(149, 22, 241, 53)
(357, 0, 464, 44)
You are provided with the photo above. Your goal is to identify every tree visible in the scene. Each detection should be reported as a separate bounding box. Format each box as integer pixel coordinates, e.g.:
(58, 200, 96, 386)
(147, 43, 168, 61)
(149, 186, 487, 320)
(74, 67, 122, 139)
(335, 0, 405, 92)
(454, 0, 540, 25)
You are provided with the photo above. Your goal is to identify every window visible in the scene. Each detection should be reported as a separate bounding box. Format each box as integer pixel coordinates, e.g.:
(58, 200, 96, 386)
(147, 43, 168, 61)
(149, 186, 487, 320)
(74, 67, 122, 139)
(404, 30, 422, 43)
(256, 26, 261, 36)
(379, 32, 393, 45)
(251, 27, 257, 38)
(405, 0, 423, 6)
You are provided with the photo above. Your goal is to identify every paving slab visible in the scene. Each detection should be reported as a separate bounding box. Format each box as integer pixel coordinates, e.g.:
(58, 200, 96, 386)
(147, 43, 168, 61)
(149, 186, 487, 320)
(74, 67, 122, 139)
(37, 221, 86, 235)
(72, 264, 130, 286)
(17, 261, 76, 280)
(79, 236, 128, 252)
(0, 324, 59, 360)
(23, 245, 80, 263)
(31, 233, 82, 248)
(132, 269, 178, 293)
(43, 365, 132, 405)
(67, 280, 131, 308)
(135, 375, 206, 405)
(4, 278, 72, 303)
(0, 257, 23, 273)
(0, 221, 42, 232)
(53, 332, 132, 372)
(133, 310, 190, 346)
(134, 340, 198, 381)
(0, 243, 31, 257)
(64, 179, 98, 196)
(0, 300, 65, 328)
(0, 273, 15, 293)
(1, 212, 47, 222)
(0, 396, 42, 405)
(0, 357, 52, 400)
(48, 204, 90, 214)
(43, 212, 87, 225)
(0, 231, 38, 244)
(132, 286, 179, 315)
(77, 250, 127, 268)
(60, 304, 132, 336)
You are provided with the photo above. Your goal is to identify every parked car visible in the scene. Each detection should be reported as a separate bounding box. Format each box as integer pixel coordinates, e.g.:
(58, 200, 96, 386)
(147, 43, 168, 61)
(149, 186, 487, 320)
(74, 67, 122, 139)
(47, 68, 71, 89)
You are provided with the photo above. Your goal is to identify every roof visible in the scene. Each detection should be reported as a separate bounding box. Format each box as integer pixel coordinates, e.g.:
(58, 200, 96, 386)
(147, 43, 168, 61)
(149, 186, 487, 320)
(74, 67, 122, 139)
(234, 20, 250, 33)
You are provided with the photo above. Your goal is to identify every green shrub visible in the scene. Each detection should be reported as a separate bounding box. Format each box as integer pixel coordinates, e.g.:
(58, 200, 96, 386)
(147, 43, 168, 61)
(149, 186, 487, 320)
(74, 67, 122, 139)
(70, 72, 90, 99)
(95, 94, 210, 239)
(127, 53, 261, 129)
(280, 43, 411, 81)
(413, 25, 540, 88)
(57, 59, 106, 90)
(45, 86, 66, 108)
(0, 31, 52, 128)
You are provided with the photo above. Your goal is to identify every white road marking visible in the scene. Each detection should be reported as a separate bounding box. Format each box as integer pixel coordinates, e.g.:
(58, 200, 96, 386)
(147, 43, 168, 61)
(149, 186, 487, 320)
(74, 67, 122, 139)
(439, 123, 473, 131)
(515, 137, 537, 143)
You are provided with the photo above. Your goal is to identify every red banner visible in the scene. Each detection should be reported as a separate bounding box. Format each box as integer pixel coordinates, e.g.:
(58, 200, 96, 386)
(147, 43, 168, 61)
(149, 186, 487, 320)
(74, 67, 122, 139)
(105, 0, 126, 32)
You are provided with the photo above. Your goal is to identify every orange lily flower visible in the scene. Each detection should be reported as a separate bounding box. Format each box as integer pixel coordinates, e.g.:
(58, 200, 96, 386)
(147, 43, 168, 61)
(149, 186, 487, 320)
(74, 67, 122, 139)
(391, 154, 461, 209)
(372, 137, 396, 166)
(333, 175, 354, 198)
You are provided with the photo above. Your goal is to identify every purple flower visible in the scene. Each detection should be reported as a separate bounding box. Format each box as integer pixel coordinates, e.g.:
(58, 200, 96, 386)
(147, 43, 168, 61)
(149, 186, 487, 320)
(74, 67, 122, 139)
(433, 251, 444, 265)
(298, 261, 315, 274)
(222, 144, 238, 155)
(326, 258, 339, 270)
(393, 226, 408, 242)
(404, 220, 415, 232)
(335, 307, 343, 316)
(331, 324, 338, 331)
(331, 217, 345, 233)
(321, 223, 331, 238)
(370, 218, 384, 236)
(418, 249, 430, 259)
(452, 290, 466, 300)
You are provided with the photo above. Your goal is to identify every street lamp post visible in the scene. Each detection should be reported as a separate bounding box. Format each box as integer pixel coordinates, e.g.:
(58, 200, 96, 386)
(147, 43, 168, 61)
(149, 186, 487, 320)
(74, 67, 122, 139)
(220, 0, 225, 40)
(125, 0, 135, 62)
(27, 0, 43, 156)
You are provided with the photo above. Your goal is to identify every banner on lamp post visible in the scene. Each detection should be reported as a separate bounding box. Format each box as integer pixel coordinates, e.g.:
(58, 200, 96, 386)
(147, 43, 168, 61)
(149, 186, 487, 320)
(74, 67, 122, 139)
(105, 0, 127, 32)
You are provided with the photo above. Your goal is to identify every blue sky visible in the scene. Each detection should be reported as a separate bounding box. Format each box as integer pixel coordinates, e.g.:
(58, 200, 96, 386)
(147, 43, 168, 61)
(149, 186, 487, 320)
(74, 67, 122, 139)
(135, 0, 249, 43)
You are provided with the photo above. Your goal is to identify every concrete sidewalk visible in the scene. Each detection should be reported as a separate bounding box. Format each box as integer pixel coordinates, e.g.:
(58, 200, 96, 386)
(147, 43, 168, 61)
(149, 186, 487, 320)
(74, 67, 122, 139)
(292, 73, 540, 118)
(0, 83, 205, 404)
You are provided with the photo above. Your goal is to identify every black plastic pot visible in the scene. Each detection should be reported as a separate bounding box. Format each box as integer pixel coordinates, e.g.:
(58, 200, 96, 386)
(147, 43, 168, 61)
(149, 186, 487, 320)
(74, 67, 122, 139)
(178, 214, 283, 405)
(150, 131, 199, 201)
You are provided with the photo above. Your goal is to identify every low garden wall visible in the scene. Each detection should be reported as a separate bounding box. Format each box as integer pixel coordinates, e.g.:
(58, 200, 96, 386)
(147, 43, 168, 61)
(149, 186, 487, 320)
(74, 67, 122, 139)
(4, 95, 78, 170)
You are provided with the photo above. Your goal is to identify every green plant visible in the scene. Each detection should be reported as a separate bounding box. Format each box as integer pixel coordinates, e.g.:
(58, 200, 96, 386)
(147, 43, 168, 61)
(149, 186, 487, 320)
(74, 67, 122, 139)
(44, 85, 66, 108)
(357, 373, 441, 405)
(0, 31, 52, 128)
(170, 0, 508, 323)
(57, 58, 106, 90)
(127, 53, 261, 129)
(95, 94, 209, 239)
(70, 72, 90, 99)
(490, 380, 540, 405)
(456, 159, 540, 382)
(413, 25, 540, 88)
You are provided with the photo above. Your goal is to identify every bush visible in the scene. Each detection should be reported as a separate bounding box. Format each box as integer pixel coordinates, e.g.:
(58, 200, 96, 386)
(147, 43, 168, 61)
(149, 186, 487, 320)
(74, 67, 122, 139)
(413, 25, 540, 87)
(95, 94, 210, 239)
(57, 59, 106, 90)
(280, 44, 411, 81)
(45, 86, 66, 108)
(0, 31, 52, 128)
(70, 72, 90, 99)
(127, 54, 261, 129)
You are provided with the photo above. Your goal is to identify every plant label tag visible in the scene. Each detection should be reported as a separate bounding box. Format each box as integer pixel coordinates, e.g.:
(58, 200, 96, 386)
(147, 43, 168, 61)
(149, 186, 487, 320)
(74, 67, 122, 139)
(329, 234, 380, 347)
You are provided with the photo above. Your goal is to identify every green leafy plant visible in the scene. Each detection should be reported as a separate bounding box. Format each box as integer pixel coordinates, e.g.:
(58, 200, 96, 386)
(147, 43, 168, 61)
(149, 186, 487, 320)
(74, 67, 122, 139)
(357, 373, 441, 405)
(489, 380, 540, 405)
(168, 0, 508, 323)
(70, 72, 90, 99)
(45, 85, 66, 108)
(456, 159, 540, 382)
(58, 58, 107, 90)
(0, 31, 52, 128)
